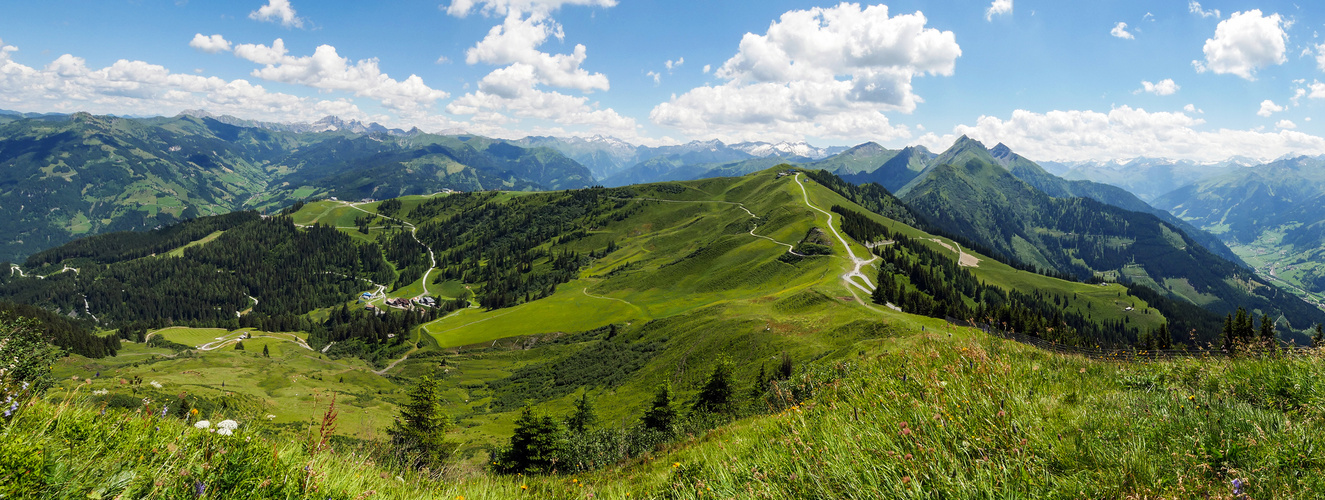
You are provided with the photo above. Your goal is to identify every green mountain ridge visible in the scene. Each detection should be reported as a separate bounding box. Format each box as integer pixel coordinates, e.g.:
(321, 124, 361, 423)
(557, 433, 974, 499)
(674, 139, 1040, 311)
(1153, 155, 1325, 302)
(895, 137, 1324, 333)
(0, 112, 594, 262)
(5, 166, 1322, 499)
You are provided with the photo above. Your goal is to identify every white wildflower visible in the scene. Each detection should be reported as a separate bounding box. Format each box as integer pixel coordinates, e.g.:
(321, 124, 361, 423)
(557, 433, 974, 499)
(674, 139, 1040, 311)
(217, 419, 239, 431)
(265, 414, 276, 420)
(217, 428, 233, 436)
(194, 420, 211, 429)
(92, 389, 108, 396)
(149, 381, 163, 389)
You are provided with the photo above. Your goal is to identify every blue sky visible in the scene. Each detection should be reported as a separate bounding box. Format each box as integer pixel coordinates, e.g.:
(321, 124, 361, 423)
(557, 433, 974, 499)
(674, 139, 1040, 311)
(1, 0, 1324, 161)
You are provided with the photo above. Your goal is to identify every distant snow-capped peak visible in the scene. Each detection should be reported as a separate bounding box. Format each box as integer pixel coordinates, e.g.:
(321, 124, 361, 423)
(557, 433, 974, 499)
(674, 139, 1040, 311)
(730, 141, 834, 159)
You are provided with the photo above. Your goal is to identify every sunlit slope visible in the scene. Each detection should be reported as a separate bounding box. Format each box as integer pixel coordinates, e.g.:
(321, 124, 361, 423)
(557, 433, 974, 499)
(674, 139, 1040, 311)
(290, 167, 1169, 349)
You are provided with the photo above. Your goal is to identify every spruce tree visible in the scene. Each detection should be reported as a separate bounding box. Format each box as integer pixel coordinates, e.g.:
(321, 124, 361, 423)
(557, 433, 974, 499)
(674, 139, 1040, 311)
(1314, 323, 1324, 348)
(564, 392, 598, 434)
(749, 364, 768, 400)
(1222, 314, 1234, 351)
(387, 376, 454, 467)
(1237, 309, 1254, 341)
(1260, 314, 1276, 349)
(262, 344, 270, 357)
(641, 383, 677, 432)
(693, 361, 735, 416)
(496, 406, 566, 474)
(234, 341, 244, 351)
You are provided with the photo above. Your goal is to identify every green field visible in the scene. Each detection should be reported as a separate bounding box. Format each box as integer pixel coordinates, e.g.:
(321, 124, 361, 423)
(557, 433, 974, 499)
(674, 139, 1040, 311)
(21, 166, 1249, 498)
(55, 328, 400, 433)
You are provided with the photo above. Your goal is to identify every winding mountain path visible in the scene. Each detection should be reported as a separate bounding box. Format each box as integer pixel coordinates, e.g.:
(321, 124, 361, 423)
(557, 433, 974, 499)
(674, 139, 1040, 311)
(616, 197, 808, 257)
(340, 201, 439, 293)
(793, 173, 878, 294)
(9, 264, 80, 280)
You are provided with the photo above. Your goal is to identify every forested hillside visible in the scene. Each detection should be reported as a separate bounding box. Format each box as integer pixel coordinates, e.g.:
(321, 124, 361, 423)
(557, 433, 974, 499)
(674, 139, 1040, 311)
(1154, 155, 1325, 301)
(0, 112, 594, 262)
(6, 166, 1322, 500)
(894, 137, 1325, 334)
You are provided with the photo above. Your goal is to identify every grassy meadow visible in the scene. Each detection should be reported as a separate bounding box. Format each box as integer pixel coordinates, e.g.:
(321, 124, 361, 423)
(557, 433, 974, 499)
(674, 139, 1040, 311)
(10, 168, 1313, 498)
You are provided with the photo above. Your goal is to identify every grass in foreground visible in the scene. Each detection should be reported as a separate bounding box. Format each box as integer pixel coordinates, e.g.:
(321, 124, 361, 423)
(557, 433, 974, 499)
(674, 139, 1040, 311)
(12, 325, 1324, 499)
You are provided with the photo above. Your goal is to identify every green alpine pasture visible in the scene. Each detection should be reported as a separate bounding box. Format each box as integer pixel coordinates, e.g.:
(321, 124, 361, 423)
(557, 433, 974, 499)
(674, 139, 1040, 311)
(17, 166, 1312, 499)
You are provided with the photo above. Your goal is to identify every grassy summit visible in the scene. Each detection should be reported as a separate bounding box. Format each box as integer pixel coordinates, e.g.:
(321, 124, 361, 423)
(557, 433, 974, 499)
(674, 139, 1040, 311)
(5, 167, 1320, 498)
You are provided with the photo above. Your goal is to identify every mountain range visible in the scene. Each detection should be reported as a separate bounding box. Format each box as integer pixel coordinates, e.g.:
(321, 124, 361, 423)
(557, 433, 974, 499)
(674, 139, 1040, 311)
(0, 111, 593, 261)
(1152, 155, 1325, 303)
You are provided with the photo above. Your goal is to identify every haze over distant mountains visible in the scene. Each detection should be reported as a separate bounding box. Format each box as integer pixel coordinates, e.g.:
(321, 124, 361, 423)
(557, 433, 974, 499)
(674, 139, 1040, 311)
(7, 108, 1324, 312)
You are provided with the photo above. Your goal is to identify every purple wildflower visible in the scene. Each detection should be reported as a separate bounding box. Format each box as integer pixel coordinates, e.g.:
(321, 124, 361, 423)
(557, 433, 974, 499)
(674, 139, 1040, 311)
(161, 406, 169, 418)
(194, 480, 206, 497)
(1232, 478, 1244, 496)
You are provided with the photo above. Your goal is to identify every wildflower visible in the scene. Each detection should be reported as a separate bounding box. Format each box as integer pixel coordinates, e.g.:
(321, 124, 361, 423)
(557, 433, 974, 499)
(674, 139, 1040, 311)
(195, 420, 211, 430)
(672, 462, 680, 468)
(150, 381, 163, 389)
(161, 406, 169, 418)
(194, 480, 206, 497)
(521, 485, 528, 490)
(217, 419, 239, 431)
(190, 408, 199, 416)
(1232, 478, 1244, 496)
(265, 414, 276, 420)
(93, 389, 108, 396)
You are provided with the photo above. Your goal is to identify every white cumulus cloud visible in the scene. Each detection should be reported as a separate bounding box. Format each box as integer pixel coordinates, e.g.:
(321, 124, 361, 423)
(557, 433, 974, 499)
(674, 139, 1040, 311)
(916, 106, 1325, 162)
(1188, 1, 1220, 19)
(444, 0, 616, 18)
(651, 3, 960, 143)
(189, 34, 232, 54)
(446, 62, 641, 139)
(465, 10, 609, 92)
(1192, 10, 1287, 80)
(1111, 22, 1134, 40)
(1276, 119, 1296, 129)
(986, 0, 1012, 21)
(665, 57, 683, 71)
(646, 70, 660, 84)
(249, 0, 304, 28)
(1316, 43, 1325, 71)
(233, 39, 448, 114)
(1136, 79, 1179, 96)
(0, 37, 372, 124)
(1257, 99, 1285, 117)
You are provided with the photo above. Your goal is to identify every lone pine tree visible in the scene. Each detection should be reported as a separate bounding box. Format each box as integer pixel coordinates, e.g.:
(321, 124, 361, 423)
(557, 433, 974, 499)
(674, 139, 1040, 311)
(495, 406, 567, 474)
(642, 383, 677, 432)
(693, 361, 735, 415)
(564, 392, 598, 434)
(387, 376, 454, 467)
